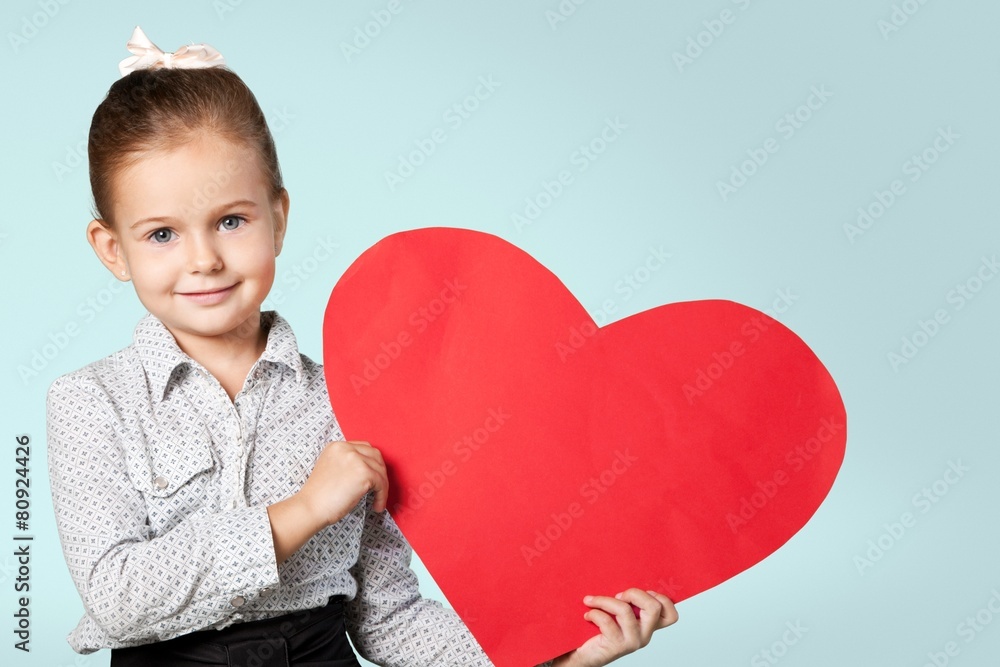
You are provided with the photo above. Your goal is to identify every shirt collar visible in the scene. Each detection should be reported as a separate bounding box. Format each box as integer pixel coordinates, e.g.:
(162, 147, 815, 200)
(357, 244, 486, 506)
(133, 310, 306, 403)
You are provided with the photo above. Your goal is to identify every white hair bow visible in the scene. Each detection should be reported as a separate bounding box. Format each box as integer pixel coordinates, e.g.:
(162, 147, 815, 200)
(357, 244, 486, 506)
(118, 25, 226, 78)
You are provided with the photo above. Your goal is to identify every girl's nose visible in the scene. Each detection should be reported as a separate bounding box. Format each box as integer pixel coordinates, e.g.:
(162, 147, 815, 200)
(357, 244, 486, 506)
(186, 234, 224, 273)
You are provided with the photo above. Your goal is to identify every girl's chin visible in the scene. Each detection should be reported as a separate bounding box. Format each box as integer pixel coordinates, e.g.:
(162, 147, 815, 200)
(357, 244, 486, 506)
(159, 311, 261, 336)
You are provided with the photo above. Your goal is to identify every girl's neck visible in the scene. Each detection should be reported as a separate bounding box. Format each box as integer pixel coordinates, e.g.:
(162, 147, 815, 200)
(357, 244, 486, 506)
(170, 311, 269, 402)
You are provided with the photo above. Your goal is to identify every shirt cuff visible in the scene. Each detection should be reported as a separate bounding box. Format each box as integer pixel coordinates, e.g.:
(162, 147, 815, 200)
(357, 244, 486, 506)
(209, 505, 280, 609)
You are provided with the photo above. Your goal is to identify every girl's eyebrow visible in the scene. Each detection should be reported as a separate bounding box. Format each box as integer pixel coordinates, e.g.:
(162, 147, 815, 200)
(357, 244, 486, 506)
(129, 199, 259, 229)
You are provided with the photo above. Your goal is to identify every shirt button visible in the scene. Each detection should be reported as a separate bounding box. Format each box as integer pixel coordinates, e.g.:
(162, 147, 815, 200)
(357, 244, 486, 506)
(229, 499, 238, 510)
(230, 595, 246, 608)
(260, 587, 273, 596)
(153, 475, 168, 490)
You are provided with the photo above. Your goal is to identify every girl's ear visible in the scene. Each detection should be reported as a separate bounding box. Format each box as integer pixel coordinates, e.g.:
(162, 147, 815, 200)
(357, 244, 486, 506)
(272, 188, 290, 256)
(87, 219, 130, 280)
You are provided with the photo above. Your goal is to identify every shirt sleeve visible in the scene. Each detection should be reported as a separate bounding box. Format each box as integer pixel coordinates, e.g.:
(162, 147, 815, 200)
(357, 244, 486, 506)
(45, 373, 281, 645)
(343, 500, 556, 667)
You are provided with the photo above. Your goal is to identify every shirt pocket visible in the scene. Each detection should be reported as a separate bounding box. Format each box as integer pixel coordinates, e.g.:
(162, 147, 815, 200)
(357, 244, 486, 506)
(130, 428, 218, 535)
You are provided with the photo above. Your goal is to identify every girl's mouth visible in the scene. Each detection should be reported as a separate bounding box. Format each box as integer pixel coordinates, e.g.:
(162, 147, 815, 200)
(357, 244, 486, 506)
(177, 283, 237, 305)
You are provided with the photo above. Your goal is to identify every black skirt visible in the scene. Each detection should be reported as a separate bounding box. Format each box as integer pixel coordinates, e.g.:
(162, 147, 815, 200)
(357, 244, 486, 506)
(109, 596, 361, 667)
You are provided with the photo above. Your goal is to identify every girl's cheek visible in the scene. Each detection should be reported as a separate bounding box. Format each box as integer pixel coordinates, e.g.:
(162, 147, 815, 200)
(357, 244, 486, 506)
(248, 245, 279, 274)
(139, 261, 177, 289)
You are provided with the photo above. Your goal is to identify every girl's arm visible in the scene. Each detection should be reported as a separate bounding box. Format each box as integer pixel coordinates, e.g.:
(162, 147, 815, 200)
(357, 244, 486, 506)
(46, 372, 281, 647)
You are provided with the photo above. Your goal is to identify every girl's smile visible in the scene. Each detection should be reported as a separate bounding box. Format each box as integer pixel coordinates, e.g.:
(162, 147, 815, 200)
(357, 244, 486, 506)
(176, 282, 240, 305)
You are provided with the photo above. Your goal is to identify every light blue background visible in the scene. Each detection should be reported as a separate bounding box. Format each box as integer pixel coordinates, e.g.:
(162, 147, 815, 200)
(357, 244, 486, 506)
(2, 1, 998, 665)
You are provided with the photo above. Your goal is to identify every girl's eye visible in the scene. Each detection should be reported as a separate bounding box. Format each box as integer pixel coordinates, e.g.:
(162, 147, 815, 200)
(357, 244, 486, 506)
(149, 229, 174, 244)
(219, 215, 246, 231)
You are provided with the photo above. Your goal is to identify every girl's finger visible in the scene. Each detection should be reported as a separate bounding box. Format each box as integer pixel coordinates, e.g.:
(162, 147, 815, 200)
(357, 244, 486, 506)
(349, 441, 387, 468)
(616, 589, 662, 642)
(346, 442, 388, 480)
(338, 442, 390, 512)
(357, 450, 386, 474)
(359, 458, 389, 512)
(346, 439, 376, 455)
(645, 591, 679, 628)
(584, 595, 639, 647)
(582, 606, 624, 646)
(370, 480, 389, 512)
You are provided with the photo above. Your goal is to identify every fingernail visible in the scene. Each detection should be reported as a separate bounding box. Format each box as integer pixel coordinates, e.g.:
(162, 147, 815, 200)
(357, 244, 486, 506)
(615, 592, 624, 599)
(583, 596, 593, 603)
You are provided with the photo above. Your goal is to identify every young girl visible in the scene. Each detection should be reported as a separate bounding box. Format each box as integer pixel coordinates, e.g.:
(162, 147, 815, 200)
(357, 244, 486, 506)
(45, 26, 677, 667)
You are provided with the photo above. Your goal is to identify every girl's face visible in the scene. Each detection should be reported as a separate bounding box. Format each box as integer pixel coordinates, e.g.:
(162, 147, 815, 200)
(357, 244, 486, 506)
(88, 133, 289, 348)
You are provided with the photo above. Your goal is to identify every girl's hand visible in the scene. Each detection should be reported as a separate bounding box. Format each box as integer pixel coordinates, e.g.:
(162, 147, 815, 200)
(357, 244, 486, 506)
(297, 440, 388, 528)
(550, 589, 678, 667)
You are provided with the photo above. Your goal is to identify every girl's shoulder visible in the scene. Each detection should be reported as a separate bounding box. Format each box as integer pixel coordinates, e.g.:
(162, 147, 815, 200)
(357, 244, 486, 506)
(47, 343, 140, 407)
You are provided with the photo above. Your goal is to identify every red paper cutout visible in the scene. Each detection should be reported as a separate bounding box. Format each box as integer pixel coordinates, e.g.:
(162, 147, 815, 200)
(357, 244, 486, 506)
(322, 228, 846, 666)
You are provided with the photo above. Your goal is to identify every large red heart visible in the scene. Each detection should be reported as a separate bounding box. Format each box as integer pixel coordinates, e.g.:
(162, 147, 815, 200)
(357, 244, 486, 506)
(322, 228, 846, 666)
